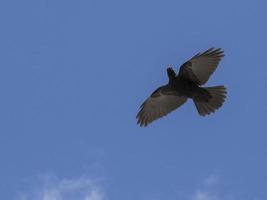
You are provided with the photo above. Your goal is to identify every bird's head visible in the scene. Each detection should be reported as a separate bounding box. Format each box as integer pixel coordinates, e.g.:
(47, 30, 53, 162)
(166, 65, 176, 81)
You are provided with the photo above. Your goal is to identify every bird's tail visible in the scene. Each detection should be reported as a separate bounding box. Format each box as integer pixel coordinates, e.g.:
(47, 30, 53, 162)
(193, 85, 227, 116)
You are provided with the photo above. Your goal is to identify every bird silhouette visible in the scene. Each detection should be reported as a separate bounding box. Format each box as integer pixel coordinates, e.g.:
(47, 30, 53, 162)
(136, 48, 227, 127)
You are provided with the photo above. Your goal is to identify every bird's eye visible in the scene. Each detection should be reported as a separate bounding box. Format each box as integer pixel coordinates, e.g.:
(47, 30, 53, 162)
(151, 89, 160, 97)
(151, 89, 158, 95)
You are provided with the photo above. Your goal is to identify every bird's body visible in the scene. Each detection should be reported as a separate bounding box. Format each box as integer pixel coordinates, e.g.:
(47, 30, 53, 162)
(137, 48, 227, 127)
(174, 74, 212, 101)
(152, 77, 206, 99)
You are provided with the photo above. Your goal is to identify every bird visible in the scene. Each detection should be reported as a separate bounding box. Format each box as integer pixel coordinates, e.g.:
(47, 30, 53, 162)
(136, 47, 227, 127)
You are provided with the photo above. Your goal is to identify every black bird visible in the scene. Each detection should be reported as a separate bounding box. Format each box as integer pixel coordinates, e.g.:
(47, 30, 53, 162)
(136, 48, 227, 127)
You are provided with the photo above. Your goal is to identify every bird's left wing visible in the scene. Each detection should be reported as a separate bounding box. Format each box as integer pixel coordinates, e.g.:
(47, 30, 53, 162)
(136, 90, 187, 127)
(178, 48, 224, 85)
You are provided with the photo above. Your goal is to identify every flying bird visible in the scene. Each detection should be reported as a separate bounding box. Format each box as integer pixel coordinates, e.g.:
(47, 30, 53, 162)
(136, 48, 227, 127)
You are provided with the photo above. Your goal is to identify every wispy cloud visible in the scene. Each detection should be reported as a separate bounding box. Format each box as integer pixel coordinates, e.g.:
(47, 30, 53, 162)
(16, 174, 106, 200)
(190, 175, 234, 200)
(192, 190, 219, 200)
(203, 175, 219, 187)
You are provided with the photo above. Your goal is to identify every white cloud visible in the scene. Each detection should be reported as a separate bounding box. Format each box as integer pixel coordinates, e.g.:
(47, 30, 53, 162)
(203, 175, 219, 187)
(190, 175, 234, 200)
(84, 189, 105, 200)
(16, 175, 106, 200)
(192, 190, 219, 200)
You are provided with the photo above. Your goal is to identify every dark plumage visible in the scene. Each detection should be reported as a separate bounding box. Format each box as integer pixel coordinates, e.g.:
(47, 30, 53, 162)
(136, 48, 227, 127)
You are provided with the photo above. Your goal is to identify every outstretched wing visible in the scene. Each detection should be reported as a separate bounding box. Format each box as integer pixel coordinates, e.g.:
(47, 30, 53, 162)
(136, 88, 187, 127)
(178, 48, 224, 85)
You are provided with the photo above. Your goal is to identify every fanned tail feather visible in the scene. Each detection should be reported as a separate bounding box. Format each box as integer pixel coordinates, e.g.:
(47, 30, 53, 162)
(194, 85, 227, 116)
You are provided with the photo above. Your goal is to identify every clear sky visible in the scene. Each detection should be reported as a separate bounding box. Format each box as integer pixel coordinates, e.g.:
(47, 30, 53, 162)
(1, 0, 267, 199)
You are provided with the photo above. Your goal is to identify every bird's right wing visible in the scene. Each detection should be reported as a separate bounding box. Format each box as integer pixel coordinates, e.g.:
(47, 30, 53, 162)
(136, 90, 187, 127)
(178, 48, 224, 85)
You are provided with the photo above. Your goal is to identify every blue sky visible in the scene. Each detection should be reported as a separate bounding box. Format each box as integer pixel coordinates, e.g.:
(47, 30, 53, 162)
(1, 0, 267, 199)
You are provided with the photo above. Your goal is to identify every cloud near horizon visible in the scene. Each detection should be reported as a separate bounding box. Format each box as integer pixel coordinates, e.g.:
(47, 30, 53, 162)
(190, 175, 234, 200)
(16, 174, 106, 200)
(192, 190, 219, 200)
